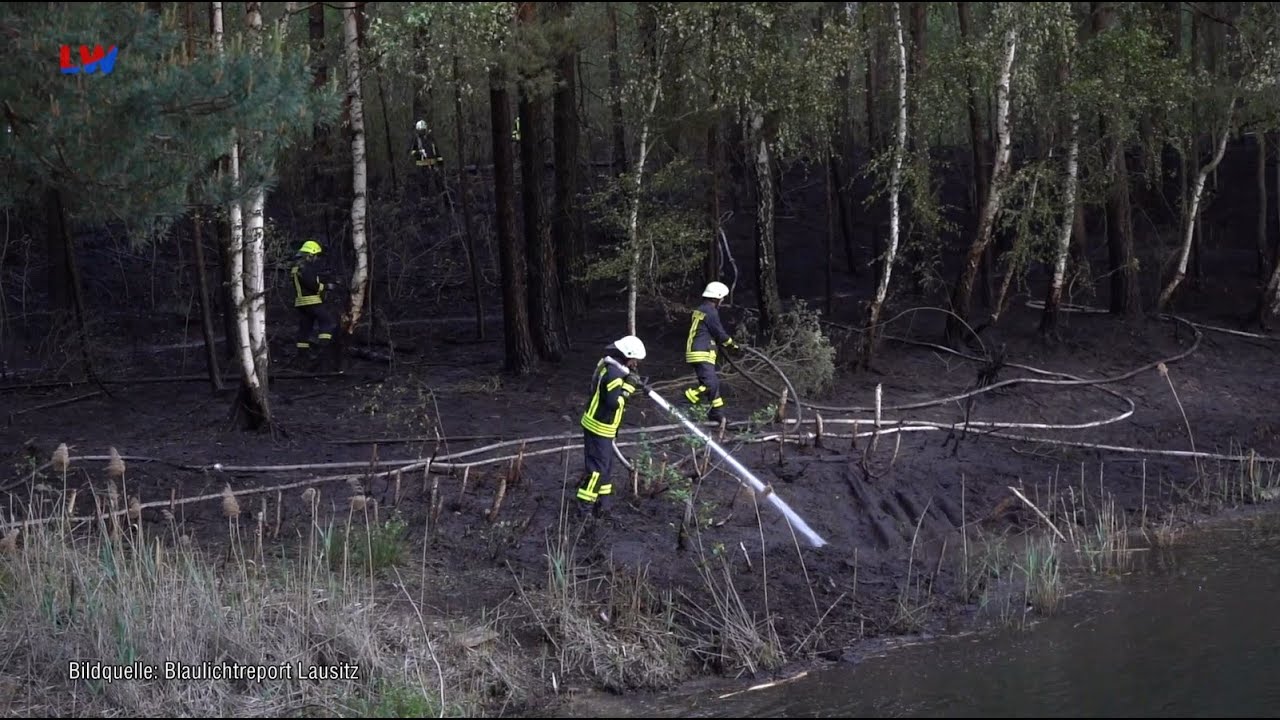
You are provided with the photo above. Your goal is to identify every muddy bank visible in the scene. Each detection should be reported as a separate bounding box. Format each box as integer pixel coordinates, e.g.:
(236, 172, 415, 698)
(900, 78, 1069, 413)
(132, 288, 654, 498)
(3, 291, 1280, 714)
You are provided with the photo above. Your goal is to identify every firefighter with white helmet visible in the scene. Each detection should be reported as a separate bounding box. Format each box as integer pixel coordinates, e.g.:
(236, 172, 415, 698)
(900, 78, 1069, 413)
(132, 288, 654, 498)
(683, 281, 740, 423)
(410, 119, 442, 167)
(576, 335, 648, 518)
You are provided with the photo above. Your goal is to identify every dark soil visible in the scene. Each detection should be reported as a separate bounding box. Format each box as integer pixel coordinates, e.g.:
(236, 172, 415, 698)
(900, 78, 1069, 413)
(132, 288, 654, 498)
(3, 141, 1279, 714)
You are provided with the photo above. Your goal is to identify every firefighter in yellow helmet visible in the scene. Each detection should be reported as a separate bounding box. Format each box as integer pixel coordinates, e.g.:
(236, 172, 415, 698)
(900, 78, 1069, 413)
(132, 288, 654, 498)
(290, 239, 341, 370)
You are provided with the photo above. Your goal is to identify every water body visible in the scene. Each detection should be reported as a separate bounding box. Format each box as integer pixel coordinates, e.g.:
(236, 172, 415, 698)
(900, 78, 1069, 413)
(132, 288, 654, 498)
(577, 512, 1280, 718)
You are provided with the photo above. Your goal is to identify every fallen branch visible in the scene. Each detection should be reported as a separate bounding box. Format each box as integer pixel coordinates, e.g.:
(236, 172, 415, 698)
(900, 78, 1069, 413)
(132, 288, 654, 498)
(1008, 485, 1067, 542)
(730, 306, 1202, 415)
(326, 434, 504, 446)
(8, 391, 103, 420)
(717, 670, 812, 700)
(0, 370, 364, 394)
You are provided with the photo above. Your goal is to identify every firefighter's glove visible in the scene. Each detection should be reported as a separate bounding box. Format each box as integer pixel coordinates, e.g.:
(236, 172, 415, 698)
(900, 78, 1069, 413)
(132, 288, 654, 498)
(626, 372, 651, 394)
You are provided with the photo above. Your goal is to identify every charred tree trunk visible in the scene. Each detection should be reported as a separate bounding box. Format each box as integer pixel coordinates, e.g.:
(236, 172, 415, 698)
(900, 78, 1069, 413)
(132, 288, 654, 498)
(865, 10, 883, 290)
(376, 71, 398, 197)
(308, 1, 332, 241)
(607, 3, 627, 174)
(46, 188, 101, 389)
(1259, 133, 1269, 281)
(826, 155, 835, 317)
(192, 207, 224, 392)
(44, 193, 70, 318)
(553, 1, 584, 320)
(517, 3, 566, 362)
(1092, 2, 1141, 316)
(708, 111, 723, 285)
(491, 68, 537, 375)
(454, 54, 484, 341)
(1163, 1, 1182, 213)
(706, 17, 723, 286)
(838, 2, 859, 277)
(749, 113, 784, 340)
(904, 0, 929, 297)
(1260, 138, 1280, 327)
(957, 2, 992, 306)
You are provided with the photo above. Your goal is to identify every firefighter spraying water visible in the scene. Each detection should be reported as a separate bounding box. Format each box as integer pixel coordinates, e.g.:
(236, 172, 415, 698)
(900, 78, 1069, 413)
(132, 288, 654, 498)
(600, 355, 828, 549)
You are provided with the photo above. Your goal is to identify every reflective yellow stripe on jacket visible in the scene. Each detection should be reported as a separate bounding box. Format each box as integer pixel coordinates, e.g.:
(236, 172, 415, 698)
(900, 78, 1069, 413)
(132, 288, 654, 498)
(685, 310, 717, 364)
(580, 369, 635, 439)
(291, 267, 323, 307)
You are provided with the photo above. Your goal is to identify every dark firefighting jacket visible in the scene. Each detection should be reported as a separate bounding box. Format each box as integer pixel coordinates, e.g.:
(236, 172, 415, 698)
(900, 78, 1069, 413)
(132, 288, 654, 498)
(580, 359, 638, 439)
(684, 299, 736, 364)
(290, 255, 330, 308)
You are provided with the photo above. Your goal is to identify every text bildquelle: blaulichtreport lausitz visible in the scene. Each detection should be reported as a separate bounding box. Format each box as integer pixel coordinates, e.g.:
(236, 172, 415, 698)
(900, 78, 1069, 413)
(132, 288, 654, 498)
(68, 660, 361, 683)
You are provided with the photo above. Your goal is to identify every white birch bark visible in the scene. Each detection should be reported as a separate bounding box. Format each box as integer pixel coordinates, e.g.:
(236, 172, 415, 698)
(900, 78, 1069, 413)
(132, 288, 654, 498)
(865, 1, 908, 339)
(626, 72, 662, 337)
(1157, 97, 1235, 311)
(228, 140, 254, 395)
(212, 1, 267, 424)
(1044, 109, 1080, 322)
(244, 1, 268, 383)
(211, 1, 223, 50)
(343, 2, 369, 333)
(946, 18, 1017, 341)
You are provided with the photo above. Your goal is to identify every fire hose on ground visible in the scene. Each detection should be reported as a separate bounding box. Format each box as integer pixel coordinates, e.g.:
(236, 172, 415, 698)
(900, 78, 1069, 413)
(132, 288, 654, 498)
(602, 355, 829, 549)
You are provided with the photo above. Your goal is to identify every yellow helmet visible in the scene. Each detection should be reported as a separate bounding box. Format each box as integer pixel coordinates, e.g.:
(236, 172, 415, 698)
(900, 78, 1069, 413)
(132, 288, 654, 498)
(298, 240, 323, 255)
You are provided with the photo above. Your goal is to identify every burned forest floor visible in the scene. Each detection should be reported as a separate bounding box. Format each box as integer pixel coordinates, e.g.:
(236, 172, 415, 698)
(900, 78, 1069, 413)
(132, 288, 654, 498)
(5, 270, 1280, 716)
(3, 142, 1280, 715)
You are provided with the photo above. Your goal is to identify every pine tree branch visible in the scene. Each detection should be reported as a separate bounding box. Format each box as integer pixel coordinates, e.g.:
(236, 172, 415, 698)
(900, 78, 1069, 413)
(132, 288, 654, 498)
(160, 96, 240, 116)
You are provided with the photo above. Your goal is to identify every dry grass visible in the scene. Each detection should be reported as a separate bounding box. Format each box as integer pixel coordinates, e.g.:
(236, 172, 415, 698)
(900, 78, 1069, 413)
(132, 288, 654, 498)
(514, 493, 788, 693)
(0, 474, 534, 718)
(521, 529, 687, 694)
(674, 542, 784, 678)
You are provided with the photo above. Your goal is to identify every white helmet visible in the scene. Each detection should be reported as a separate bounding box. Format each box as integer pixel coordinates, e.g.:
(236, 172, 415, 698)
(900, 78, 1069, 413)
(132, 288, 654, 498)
(611, 335, 646, 360)
(702, 281, 730, 300)
(415, 119, 427, 132)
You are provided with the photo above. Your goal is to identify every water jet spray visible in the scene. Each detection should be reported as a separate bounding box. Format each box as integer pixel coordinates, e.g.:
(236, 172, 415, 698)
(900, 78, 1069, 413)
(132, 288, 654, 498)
(603, 356, 828, 549)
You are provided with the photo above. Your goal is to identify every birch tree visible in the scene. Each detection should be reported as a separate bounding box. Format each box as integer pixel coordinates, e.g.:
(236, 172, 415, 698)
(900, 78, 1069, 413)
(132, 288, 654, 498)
(861, 1, 907, 362)
(243, 1, 268, 398)
(1157, 97, 1236, 311)
(213, 1, 271, 428)
(1039, 60, 1080, 338)
(690, 3, 854, 340)
(946, 8, 1018, 346)
(1040, 8, 1081, 338)
(1, 1, 331, 419)
(343, 2, 370, 338)
(625, 64, 664, 337)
